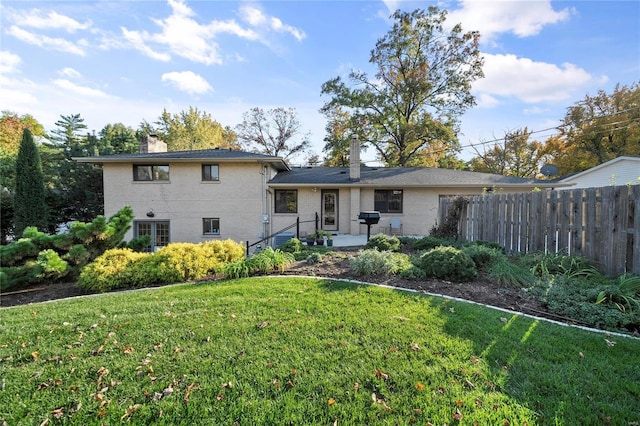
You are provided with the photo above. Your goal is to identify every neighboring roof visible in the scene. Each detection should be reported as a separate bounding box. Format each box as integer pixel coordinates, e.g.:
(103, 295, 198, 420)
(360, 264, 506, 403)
(558, 156, 640, 183)
(73, 148, 290, 171)
(269, 166, 565, 188)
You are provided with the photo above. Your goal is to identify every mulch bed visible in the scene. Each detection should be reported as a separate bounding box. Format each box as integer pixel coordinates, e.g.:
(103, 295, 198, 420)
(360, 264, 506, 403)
(0, 250, 578, 326)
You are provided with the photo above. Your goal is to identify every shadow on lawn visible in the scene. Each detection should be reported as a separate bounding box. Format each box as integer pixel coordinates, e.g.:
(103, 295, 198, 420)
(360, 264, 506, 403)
(316, 278, 640, 424)
(437, 297, 640, 424)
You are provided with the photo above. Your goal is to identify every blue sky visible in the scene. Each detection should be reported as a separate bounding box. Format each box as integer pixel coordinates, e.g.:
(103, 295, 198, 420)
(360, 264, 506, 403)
(1, 0, 638, 164)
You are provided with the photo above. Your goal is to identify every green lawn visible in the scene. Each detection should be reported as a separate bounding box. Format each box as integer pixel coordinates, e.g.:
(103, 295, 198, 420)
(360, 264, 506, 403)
(1, 277, 639, 425)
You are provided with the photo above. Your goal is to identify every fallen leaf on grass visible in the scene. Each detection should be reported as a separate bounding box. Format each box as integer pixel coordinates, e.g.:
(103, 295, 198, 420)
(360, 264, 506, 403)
(374, 369, 389, 380)
(328, 398, 336, 405)
(453, 408, 463, 421)
(409, 343, 420, 351)
(51, 408, 64, 419)
(605, 339, 616, 347)
(257, 321, 269, 329)
(121, 404, 142, 420)
(415, 382, 425, 391)
(183, 383, 198, 404)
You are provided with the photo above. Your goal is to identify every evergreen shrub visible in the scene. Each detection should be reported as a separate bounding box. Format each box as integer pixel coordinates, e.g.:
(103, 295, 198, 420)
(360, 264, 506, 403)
(364, 233, 401, 252)
(419, 246, 477, 282)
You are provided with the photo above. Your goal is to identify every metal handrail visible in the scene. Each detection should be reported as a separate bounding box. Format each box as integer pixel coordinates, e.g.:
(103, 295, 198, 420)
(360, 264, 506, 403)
(246, 213, 319, 256)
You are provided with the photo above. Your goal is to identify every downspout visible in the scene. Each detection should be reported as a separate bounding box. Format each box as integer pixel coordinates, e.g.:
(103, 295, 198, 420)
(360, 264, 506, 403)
(262, 165, 270, 245)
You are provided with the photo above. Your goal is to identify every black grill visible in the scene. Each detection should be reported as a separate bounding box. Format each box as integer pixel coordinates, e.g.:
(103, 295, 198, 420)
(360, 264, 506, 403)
(358, 211, 380, 241)
(358, 211, 381, 225)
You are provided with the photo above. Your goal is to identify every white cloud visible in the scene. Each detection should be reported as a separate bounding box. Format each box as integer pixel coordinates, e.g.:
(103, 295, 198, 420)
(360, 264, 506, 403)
(6, 26, 86, 55)
(121, 28, 171, 62)
(161, 71, 213, 95)
(0, 51, 21, 74)
(473, 53, 598, 104)
(238, 5, 306, 41)
(9, 9, 92, 33)
(59, 67, 82, 79)
(120, 0, 262, 65)
(0, 75, 38, 109)
(52, 79, 111, 98)
(448, 0, 573, 41)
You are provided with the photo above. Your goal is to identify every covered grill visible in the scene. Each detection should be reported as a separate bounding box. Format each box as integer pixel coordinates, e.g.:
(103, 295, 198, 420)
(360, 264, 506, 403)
(358, 211, 381, 241)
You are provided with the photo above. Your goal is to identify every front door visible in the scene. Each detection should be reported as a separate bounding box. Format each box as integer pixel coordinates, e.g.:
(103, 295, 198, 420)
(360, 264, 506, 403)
(321, 190, 338, 232)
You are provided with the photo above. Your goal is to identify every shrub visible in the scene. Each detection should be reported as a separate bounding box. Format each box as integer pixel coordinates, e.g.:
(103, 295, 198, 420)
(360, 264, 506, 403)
(124, 234, 152, 252)
(411, 236, 458, 252)
(429, 196, 467, 239)
(0, 206, 135, 290)
(462, 244, 504, 271)
(280, 238, 303, 255)
(223, 248, 294, 278)
(36, 249, 68, 279)
(364, 233, 401, 252)
(418, 246, 477, 282)
(350, 249, 413, 277)
(487, 256, 534, 287)
(518, 251, 602, 279)
(306, 252, 323, 264)
(530, 275, 640, 332)
(596, 274, 640, 312)
(222, 260, 250, 279)
(78, 248, 150, 292)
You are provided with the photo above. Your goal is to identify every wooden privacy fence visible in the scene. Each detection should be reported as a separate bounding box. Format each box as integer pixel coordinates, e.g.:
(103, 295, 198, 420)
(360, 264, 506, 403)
(439, 185, 640, 276)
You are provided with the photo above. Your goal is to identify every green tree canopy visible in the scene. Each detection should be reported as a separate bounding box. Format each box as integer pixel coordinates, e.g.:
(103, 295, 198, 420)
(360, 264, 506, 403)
(152, 106, 239, 151)
(14, 129, 48, 236)
(468, 128, 554, 178)
(236, 107, 311, 160)
(553, 82, 640, 174)
(320, 7, 483, 167)
(98, 123, 139, 154)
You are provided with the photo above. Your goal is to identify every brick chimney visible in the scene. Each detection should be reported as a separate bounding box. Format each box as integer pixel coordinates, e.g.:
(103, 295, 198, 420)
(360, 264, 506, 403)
(349, 135, 360, 182)
(140, 134, 167, 153)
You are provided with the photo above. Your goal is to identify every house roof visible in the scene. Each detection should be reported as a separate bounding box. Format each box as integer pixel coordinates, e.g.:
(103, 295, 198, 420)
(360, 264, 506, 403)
(269, 166, 564, 188)
(558, 156, 640, 183)
(73, 148, 291, 171)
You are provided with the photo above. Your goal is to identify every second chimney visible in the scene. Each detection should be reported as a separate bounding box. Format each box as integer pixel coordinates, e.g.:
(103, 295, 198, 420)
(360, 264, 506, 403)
(349, 135, 360, 182)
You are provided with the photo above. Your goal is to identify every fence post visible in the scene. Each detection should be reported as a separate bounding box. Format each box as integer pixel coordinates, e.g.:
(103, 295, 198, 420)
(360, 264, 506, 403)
(296, 217, 300, 238)
(315, 212, 319, 231)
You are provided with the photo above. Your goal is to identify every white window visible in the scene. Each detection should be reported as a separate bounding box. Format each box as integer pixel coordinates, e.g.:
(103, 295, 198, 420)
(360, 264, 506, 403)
(203, 218, 220, 235)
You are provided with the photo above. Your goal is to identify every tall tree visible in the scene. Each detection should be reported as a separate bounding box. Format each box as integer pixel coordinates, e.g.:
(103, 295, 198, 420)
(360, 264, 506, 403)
(321, 7, 483, 167)
(42, 114, 103, 231)
(1, 113, 46, 242)
(49, 113, 88, 156)
(468, 128, 553, 178)
(556, 82, 640, 173)
(98, 123, 139, 154)
(153, 106, 239, 151)
(235, 107, 310, 160)
(14, 129, 48, 236)
(321, 106, 355, 166)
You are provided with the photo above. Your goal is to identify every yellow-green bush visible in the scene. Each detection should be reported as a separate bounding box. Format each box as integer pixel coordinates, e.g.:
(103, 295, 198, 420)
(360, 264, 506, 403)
(78, 248, 150, 292)
(78, 240, 246, 293)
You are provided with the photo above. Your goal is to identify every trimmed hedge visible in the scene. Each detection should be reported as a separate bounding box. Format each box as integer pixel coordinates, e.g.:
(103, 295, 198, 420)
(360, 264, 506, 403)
(78, 239, 245, 292)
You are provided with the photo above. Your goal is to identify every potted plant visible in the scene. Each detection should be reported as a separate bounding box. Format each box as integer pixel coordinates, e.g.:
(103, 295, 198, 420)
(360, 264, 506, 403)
(315, 230, 325, 246)
(305, 232, 316, 246)
(326, 232, 333, 247)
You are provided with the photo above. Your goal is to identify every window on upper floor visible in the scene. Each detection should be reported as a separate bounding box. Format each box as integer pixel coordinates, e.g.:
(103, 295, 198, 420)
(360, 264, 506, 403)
(374, 189, 403, 213)
(275, 189, 297, 213)
(202, 164, 219, 181)
(133, 165, 170, 181)
(203, 218, 220, 236)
